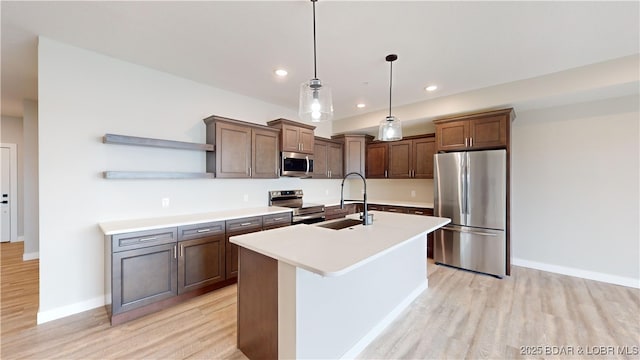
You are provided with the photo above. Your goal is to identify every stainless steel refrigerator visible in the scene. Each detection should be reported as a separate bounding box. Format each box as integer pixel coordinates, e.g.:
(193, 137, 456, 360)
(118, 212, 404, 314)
(434, 149, 506, 278)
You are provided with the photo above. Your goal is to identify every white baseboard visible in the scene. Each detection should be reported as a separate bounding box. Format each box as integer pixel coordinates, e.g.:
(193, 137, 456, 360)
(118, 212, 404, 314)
(23, 252, 39, 261)
(37, 296, 105, 324)
(512, 258, 639, 289)
(341, 280, 428, 359)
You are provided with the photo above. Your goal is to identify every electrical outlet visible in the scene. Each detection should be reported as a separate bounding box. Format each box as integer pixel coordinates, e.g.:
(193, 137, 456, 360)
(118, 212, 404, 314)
(411, 190, 416, 198)
(243, 194, 249, 202)
(161, 198, 170, 208)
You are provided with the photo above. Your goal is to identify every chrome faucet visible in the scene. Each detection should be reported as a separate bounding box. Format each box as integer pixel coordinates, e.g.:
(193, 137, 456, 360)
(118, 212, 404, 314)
(340, 172, 373, 225)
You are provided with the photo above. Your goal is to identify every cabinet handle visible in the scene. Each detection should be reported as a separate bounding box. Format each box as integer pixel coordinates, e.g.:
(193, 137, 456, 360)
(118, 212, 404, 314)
(240, 222, 252, 226)
(470, 137, 473, 147)
(385, 170, 387, 178)
(249, 167, 252, 177)
(415, 211, 424, 215)
(196, 228, 211, 233)
(273, 217, 284, 221)
(139, 237, 157, 242)
(179, 244, 183, 257)
(301, 143, 304, 151)
(173, 245, 177, 259)
(389, 208, 399, 212)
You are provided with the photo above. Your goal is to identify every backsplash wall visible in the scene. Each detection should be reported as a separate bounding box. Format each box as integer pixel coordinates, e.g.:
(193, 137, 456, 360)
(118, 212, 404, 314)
(347, 179, 434, 204)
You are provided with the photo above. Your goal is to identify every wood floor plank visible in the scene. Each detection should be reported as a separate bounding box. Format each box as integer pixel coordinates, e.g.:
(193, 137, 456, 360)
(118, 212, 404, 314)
(2, 242, 639, 359)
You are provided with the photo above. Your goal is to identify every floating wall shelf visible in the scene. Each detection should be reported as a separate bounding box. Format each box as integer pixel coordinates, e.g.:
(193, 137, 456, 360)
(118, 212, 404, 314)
(103, 133, 214, 152)
(103, 171, 214, 180)
(103, 133, 214, 179)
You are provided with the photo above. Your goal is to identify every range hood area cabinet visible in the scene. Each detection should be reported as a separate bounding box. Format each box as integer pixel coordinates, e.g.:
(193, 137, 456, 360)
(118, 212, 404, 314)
(433, 108, 513, 152)
(313, 137, 344, 179)
(267, 118, 315, 155)
(332, 134, 374, 177)
(203, 115, 280, 179)
(366, 134, 436, 179)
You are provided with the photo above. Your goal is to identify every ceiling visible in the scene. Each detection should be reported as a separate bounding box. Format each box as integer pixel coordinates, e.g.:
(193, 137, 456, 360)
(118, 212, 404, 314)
(2, 1, 639, 121)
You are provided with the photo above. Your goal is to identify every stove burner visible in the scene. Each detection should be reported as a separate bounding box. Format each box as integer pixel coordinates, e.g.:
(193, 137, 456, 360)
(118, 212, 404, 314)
(269, 190, 325, 224)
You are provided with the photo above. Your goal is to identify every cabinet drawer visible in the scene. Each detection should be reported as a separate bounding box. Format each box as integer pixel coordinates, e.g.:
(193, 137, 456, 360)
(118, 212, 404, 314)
(112, 227, 177, 252)
(367, 204, 386, 211)
(178, 221, 225, 241)
(263, 213, 292, 228)
(406, 207, 434, 216)
(226, 216, 263, 233)
(385, 206, 408, 213)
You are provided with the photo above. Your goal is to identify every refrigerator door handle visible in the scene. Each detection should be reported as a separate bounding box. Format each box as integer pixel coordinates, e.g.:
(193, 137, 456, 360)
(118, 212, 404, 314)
(442, 226, 498, 237)
(461, 155, 468, 218)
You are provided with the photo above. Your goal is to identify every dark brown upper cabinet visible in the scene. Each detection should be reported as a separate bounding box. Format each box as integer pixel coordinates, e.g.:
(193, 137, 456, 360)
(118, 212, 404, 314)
(203, 116, 280, 179)
(367, 134, 435, 179)
(313, 137, 344, 179)
(267, 118, 315, 155)
(433, 108, 514, 152)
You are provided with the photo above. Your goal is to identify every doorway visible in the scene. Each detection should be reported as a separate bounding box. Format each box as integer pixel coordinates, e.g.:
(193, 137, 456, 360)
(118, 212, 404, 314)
(1, 143, 18, 242)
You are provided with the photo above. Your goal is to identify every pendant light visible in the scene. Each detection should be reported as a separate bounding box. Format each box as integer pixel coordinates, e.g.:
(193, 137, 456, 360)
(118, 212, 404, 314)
(378, 54, 402, 141)
(299, 0, 333, 123)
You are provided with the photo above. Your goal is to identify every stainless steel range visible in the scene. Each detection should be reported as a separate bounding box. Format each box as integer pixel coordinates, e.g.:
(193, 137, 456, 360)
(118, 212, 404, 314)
(268, 190, 325, 224)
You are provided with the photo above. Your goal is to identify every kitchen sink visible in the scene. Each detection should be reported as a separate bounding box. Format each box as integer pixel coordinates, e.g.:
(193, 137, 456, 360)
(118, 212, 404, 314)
(315, 218, 363, 230)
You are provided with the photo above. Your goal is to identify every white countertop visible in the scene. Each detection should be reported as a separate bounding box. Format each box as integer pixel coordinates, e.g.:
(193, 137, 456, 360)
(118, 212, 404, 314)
(99, 206, 293, 235)
(230, 211, 449, 277)
(312, 198, 434, 209)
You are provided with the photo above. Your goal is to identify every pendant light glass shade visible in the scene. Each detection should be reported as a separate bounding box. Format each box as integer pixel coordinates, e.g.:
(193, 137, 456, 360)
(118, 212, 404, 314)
(379, 115, 403, 141)
(379, 54, 402, 141)
(299, 0, 333, 123)
(299, 78, 333, 122)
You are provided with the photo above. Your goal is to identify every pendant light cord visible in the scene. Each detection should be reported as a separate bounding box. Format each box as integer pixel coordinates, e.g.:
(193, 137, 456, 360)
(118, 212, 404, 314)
(388, 60, 393, 118)
(312, 0, 318, 79)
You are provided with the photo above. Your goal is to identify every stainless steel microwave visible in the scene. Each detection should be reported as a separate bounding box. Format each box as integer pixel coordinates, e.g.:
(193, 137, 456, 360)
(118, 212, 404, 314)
(281, 152, 314, 177)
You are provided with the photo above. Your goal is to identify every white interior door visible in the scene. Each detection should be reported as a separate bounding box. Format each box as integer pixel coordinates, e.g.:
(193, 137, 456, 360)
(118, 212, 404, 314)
(1, 146, 11, 242)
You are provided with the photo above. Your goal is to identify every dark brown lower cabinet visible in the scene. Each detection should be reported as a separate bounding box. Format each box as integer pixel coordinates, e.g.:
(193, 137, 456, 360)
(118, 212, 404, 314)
(225, 216, 263, 279)
(112, 242, 178, 315)
(178, 236, 225, 294)
(107, 212, 292, 325)
(325, 204, 357, 220)
(177, 221, 226, 294)
(365, 204, 435, 259)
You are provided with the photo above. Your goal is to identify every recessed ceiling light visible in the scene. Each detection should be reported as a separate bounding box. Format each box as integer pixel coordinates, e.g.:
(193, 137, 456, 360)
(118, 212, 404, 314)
(274, 69, 288, 77)
(425, 85, 438, 92)
(356, 103, 366, 108)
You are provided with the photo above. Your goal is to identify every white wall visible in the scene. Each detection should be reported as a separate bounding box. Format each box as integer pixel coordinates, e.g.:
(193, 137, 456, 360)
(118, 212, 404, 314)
(511, 95, 639, 286)
(347, 179, 433, 204)
(23, 100, 39, 260)
(37, 37, 342, 322)
(0, 115, 24, 238)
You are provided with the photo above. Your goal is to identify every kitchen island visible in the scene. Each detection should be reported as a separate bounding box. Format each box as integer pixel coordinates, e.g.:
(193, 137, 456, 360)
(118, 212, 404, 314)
(230, 211, 450, 359)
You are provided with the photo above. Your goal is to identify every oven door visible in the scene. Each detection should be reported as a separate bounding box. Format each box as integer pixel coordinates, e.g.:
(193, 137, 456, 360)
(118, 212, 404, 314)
(281, 152, 314, 177)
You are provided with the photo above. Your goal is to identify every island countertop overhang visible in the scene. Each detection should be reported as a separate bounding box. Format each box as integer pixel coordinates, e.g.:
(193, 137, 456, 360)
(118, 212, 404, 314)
(230, 211, 450, 277)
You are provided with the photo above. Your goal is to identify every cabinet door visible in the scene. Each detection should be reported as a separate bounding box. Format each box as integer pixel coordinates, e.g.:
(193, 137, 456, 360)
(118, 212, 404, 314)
(178, 235, 225, 294)
(388, 140, 412, 178)
(436, 120, 469, 152)
(299, 128, 315, 154)
(281, 125, 300, 152)
(344, 137, 367, 176)
(366, 143, 388, 178)
(313, 140, 329, 178)
(216, 122, 252, 178)
(225, 217, 263, 279)
(469, 115, 507, 149)
(413, 137, 435, 179)
(112, 243, 177, 314)
(327, 142, 343, 178)
(252, 128, 279, 178)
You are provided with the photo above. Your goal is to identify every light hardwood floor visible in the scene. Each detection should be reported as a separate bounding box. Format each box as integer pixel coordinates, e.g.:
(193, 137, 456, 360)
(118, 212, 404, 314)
(1, 241, 639, 359)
